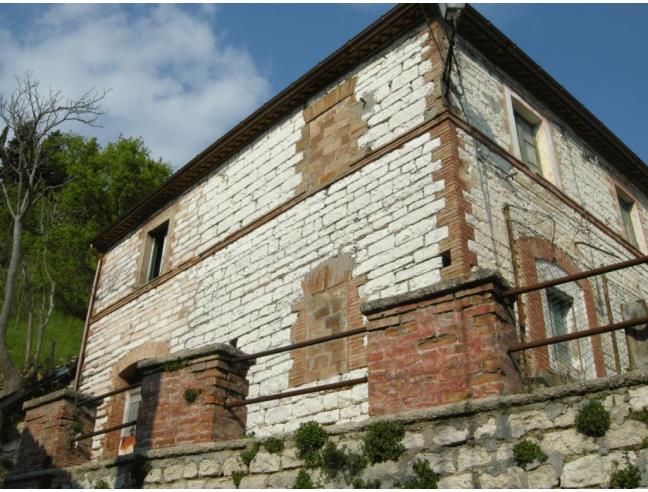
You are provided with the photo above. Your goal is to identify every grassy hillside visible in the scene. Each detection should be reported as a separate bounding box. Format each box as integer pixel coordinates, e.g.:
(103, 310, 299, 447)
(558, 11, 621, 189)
(6, 310, 84, 370)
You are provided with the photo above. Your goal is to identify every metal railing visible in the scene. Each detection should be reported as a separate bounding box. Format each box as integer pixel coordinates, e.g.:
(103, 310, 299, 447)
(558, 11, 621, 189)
(504, 256, 648, 386)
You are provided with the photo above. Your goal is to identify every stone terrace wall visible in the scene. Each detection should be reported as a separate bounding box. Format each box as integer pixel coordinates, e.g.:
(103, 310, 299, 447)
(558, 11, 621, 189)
(9, 371, 648, 489)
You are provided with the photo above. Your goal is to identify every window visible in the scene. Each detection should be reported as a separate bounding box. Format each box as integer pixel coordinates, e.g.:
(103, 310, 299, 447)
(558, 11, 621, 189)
(514, 110, 541, 175)
(546, 288, 572, 371)
(505, 89, 561, 185)
(146, 221, 168, 281)
(618, 193, 639, 248)
(119, 387, 141, 455)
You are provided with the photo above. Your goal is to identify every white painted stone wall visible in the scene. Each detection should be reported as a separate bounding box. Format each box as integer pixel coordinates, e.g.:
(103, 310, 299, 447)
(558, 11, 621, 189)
(92, 25, 434, 314)
(451, 37, 648, 253)
(81, 22, 443, 455)
(83, 131, 446, 455)
(453, 35, 648, 377)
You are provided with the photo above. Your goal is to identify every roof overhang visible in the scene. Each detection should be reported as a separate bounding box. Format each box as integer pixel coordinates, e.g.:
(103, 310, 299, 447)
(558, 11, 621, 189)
(92, 3, 648, 253)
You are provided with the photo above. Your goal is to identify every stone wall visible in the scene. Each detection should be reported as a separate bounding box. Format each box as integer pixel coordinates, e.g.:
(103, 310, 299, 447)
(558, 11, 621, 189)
(8, 371, 648, 489)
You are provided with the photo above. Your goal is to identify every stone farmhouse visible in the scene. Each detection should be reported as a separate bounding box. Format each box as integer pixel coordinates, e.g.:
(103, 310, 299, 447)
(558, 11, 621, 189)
(11, 3, 648, 488)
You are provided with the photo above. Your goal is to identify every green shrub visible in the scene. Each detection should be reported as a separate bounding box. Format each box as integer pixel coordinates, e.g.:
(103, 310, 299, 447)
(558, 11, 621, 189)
(93, 479, 110, 489)
(399, 459, 438, 489)
(609, 464, 641, 488)
(362, 421, 405, 464)
(232, 470, 246, 489)
(352, 478, 381, 489)
(162, 358, 186, 372)
(630, 410, 648, 425)
(320, 442, 367, 483)
(69, 420, 83, 436)
(293, 469, 317, 489)
(321, 442, 347, 479)
(264, 437, 285, 454)
(295, 422, 328, 468)
(575, 400, 611, 437)
(513, 440, 547, 468)
(183, 388, 200, 405)
(641, 437, 648, 450)
(241, 443, 260, 467)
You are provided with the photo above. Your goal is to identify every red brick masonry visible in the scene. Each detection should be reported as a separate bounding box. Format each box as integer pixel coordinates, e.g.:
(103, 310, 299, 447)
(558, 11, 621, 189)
(364, 273, 522, 415)
(16, 389, 95, 472)
(135, 343, 254, 450)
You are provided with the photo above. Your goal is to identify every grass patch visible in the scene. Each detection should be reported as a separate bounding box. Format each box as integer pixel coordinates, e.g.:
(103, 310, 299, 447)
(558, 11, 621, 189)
(6, 310, 83, 369)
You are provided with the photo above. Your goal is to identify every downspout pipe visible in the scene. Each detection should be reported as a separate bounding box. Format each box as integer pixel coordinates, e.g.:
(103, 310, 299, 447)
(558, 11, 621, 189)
(73, 247, 104, 391)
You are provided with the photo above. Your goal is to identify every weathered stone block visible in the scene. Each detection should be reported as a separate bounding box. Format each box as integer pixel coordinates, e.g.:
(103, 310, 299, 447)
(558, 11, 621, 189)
(438, 473, 474, 489)
(479, 467, 525, 488)
(250, 451, 281, 473)
(527, 464, 559, 489)
(457, 446, 491, 472)
(541, 428, 597, 456)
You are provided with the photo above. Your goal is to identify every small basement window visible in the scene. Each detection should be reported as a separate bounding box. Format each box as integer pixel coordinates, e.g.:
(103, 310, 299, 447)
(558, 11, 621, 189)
(147, 221, 168, 281)
(618, 193, 639, 248)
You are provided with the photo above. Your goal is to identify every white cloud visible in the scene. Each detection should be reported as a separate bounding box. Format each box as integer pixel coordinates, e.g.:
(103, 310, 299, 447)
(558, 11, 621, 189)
(0, 4, 271, 168)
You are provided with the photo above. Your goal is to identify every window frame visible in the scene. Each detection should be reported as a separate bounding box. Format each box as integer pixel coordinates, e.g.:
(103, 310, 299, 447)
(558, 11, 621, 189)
(505, 87, 561, 186)
(613, 185, 647, 252)
(546, 287, 573, 370)
(146, 221, 169, 282)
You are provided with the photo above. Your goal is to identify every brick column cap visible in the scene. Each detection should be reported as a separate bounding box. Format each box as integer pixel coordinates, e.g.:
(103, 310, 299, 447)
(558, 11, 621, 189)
(361, 268, 510, 316)
(22, 388, 87, 411)
(137, 342, 255, 374)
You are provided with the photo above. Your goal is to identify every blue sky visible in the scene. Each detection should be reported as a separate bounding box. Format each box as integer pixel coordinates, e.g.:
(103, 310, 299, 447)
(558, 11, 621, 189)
(0, 4, 646, 167)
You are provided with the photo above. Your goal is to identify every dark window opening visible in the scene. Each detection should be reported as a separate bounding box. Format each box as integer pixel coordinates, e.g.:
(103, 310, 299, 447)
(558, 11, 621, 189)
(441, 250, 452, 267)
(147, 221, 168, 281)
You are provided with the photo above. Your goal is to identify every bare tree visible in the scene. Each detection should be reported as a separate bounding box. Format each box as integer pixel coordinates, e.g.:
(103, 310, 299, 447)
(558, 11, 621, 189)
(21, 199, 59, 377)
(0, 72, 106, 396)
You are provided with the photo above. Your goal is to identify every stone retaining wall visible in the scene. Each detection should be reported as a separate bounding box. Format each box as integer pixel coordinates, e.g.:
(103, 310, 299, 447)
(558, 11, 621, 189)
(8, 370, 648, 489)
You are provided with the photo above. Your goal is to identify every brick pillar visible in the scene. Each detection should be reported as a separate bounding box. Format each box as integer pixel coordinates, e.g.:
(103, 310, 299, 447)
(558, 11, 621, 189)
(134, 343, 254, 450)
(363, 273, 522, 416)
(16, 389, 95, 472)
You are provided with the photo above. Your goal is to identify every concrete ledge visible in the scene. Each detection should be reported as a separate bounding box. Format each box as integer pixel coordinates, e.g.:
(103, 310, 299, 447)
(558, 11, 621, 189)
(137, 342, 255, 372)
(361, 269, 510, 315)
(22, 388, 86, 411)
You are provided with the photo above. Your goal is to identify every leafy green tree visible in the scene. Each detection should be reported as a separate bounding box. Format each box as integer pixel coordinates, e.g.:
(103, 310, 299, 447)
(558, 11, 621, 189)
(42, 133, 171, 316)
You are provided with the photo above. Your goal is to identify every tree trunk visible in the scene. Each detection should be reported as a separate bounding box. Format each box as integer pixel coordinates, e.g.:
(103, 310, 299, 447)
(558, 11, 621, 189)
(0, 217, 24, 396)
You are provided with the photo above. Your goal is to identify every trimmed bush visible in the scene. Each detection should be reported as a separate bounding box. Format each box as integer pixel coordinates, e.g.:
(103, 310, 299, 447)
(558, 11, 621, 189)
(183, 388, 200, 405)
(513, 440, 547, 468)
(575, 400, 611, 437)
(241, 443, 260, 467)
(609, 464, 641, 488)
(264, 437, 285, 454)
(232, 470, 246, 489)
(362, 421, 405, 464)
(293, 469, 317, 489)
(295, 422, 328, 468)
(320, 441, 367, 483)
(399, 460, 438, 489)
